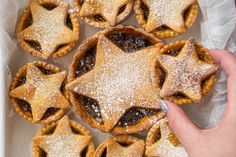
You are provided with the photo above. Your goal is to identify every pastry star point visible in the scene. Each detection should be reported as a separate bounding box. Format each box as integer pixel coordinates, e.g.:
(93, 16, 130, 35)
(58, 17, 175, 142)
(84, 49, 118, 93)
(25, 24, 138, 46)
(79, 0, 130, 26)
(21, 0, 78, 58)
(158, 38, 218, 102)
(107, 139, 144, 157)
(9, 64, 69, 122)
(67, 35, 161, 131)
(146, 120, 188, 157)
(33, 116, 92, 157)
(144, 0, 195, 33)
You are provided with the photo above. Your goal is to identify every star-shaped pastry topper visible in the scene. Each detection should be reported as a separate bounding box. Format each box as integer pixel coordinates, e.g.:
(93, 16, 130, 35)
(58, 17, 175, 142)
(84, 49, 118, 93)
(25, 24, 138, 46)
(79, 0, 131, 26)
(146, 119, 188, 157)
(143, 0, 195, 33)
(20, 0, 78, 58)
(9, 63, 69, 122)
(67, 35, 163, 131)
(157, 38, 218, 102)
(33, 116, 92, 157)
(106, 138, 144, 157)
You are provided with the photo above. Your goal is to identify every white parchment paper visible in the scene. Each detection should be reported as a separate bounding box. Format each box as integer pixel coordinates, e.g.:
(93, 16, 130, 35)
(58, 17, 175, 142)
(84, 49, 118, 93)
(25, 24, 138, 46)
(0, 0, 236, 156)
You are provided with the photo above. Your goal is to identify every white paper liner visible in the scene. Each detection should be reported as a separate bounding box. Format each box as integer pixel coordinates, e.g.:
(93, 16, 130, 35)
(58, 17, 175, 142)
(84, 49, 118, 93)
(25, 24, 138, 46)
(0, 0, 235, 156)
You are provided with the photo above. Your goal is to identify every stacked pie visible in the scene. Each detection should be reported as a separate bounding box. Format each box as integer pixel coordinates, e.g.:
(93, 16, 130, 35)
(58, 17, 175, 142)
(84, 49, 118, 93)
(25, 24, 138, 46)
(9, 0, 220, 156)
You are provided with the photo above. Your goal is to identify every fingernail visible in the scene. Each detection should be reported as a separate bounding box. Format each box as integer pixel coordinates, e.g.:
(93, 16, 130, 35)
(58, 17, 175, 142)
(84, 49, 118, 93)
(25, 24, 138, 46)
(159, 100, 168, 114)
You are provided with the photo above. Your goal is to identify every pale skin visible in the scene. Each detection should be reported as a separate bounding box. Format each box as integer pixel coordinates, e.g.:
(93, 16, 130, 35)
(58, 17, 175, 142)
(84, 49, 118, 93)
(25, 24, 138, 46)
(165, 50, 236, 157)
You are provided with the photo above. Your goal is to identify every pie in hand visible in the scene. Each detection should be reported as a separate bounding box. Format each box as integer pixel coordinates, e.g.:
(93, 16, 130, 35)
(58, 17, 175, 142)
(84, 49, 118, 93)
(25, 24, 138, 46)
(156, 38, 218, 104)
(66, 25, 165, 134)
(32, 115, 95, 157)
(16, 0, 79, 59)
(94, 136, 145, 157)
(9, 61, 69, 124)
(146, 118, 188, 157)
(73, 0, 134, 28)
(134, 0, 198, 38)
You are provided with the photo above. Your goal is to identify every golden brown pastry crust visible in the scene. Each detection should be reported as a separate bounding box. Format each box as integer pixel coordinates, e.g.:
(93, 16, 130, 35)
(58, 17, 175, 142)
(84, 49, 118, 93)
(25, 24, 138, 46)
(9, 61, 69, 124)
(73, 0, 133, 28)
(16, 0, 79, 59)
(67, 25, 165, 134)
(94, 136, 145, 157)
(134, 0, 198, 38)
(156, 38, 218, 104)
(32, 116, 95, 157)
(146, 118, 188, 157)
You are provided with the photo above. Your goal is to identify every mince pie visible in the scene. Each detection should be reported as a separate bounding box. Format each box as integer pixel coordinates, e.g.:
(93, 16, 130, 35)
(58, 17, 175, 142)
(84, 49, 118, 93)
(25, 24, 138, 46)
(94, 136, 144, 157)
(66, 25, 165, 134)
(146, 118, 188, 157)
(134, 0, 198, 38)
(32, 115, 95, 157)
(9, 61, 69, 124)
(156, 38, 218, 104)
(17, 0, 79, 59)
(73, 0, 133, 27)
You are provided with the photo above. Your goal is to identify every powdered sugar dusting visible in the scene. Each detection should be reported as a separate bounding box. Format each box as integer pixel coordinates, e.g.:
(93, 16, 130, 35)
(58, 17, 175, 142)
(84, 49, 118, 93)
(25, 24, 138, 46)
(145, 0, 195, 32)
(22, 0, 78, 57)
(146, 119, 188, 157)
(79, 0, 130, 25)
(9, 64, 68, 122)
(73, 37, 160, 129)
(35, 116, 91, 157)
(158, 38, 218, 102)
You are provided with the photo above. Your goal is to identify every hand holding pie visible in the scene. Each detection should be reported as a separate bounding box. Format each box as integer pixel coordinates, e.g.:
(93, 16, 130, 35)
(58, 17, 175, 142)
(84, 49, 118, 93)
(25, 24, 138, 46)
(165, 50, 236, 157)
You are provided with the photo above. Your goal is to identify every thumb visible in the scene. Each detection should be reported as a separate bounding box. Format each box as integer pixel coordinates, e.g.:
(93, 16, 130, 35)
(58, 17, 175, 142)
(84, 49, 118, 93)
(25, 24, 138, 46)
(162, 100, 202, 149)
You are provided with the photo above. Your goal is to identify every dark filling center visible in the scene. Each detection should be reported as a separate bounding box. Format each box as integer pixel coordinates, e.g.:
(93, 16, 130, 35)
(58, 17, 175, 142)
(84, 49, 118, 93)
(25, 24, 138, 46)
(25, 40, 42, 51)
(17, 99, 32, 113)
(41, 108, 59, 120)
(75, 94, 104, 124)
(15, 67, 62, 120)
(107, 32, 153, 53)
(167, 49, 180, 56)
(183, 6, 191, 21)
(118, 107, 158, 127)
(24, 8, 72, 52)
(66, 15, 73, 30)
(23, 12, 33, 29)
(159, 68, 166, 88)
(75, 47, 96, 78)
(153, 131, 161, 143)
(118, 5, 126, 15)
(40, 150, 47, 157)
(41, 3, 58, 10)
(173, 92, 187, 98)
(117, 141, 131, 147)
(17, 77, 26, 86)
(78, 0, 84, 5)
(37, 66, 55, 75)
(141, 1, 149, 21)
(45, 126, 57, 135)
(156, 26, 169, 31)
(94, 15, 105, 22)
(81, 146, 88, 157)
(101, 148, 107, 157)
(16, 77, 32, 113)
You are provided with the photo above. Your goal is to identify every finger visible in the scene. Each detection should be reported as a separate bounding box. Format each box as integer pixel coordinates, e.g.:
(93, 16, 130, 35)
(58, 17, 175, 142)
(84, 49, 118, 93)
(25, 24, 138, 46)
(209, 50, 236, 116)
(165, 101, 201, 149)
(209, 50, 236, 76)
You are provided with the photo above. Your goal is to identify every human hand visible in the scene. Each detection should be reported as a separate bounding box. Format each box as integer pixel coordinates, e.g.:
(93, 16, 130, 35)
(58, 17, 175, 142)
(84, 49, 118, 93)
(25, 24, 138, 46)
(163, 50, 236, 157)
